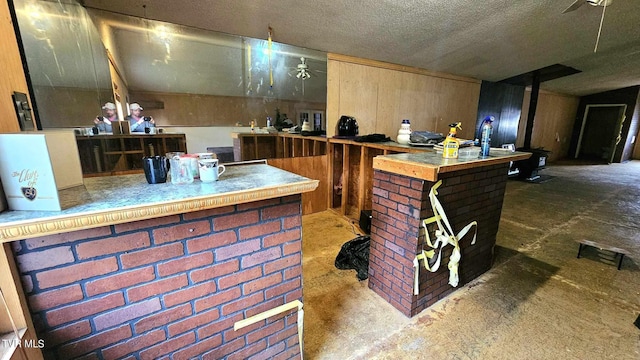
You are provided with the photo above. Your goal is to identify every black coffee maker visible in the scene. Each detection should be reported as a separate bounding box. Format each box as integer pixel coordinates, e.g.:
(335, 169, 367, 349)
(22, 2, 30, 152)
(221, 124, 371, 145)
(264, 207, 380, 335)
(337, 115, 359, 136)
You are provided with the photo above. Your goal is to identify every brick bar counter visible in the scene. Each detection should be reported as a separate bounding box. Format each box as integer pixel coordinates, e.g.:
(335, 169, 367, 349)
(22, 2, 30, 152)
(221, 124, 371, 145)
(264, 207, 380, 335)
(0, 163, 317, 359)
(369, 150, 530, 317)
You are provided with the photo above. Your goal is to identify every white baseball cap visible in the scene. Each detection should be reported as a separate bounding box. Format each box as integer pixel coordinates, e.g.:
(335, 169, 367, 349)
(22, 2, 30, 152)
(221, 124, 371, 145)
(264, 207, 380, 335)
(102, 102, 116, 110)
(130, 103, 143, 111)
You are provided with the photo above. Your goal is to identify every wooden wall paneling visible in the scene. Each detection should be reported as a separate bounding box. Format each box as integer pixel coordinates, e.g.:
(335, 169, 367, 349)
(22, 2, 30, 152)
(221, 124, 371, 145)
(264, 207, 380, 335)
(358, 146, 367, 213)
(363, 147, 383, 211)
(327, 54, 481, 141)
(108, 59, 129, 118)
(530, 91, 579, 161)
(34, 87, 113, 128)
(346, 144, 362, 219)
(130, 91, 325, 128)
(267, 156, 328, 215)
(375, 69, 431, 139)
(410, 71, 436, 132)
(326, 59, 341, 137)
(520, 89, 580, 161)
(275, 136, 282, 158)
(375, 68, 403, 138)
(338, 62, 380, 137)
(327, 142, 337, 209)
(0, 0, 31, 133)
(327, 53, 481, 84)
(433, 77, 482, 140)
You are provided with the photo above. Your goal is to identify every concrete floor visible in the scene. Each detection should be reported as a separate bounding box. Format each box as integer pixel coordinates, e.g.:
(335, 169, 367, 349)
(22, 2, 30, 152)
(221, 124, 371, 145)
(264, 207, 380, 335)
(301, 161, 640, 359)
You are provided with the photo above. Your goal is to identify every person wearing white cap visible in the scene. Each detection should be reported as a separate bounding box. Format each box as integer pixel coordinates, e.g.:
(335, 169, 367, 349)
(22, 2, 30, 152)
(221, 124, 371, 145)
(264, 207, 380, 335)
(127, 103, 155, 133)
(93, 102, 118, 133)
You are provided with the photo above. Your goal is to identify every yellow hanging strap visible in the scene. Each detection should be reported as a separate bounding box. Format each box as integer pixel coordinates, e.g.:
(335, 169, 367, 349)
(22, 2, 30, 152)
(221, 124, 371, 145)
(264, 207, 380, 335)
(413, 180, 478, 294)
(268, 27, 273, 87)
(234, 299, 304, 359)
(246, 43, 252, 94)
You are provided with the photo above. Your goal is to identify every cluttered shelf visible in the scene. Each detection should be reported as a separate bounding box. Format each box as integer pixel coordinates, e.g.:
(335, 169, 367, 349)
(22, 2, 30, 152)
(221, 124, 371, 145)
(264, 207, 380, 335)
(232, 132, 328, 161)
(75, 133, 187, 176)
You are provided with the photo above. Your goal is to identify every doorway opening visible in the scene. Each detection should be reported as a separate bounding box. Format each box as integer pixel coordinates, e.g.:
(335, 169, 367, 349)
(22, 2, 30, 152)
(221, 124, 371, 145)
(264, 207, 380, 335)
(575, 104, 627, 163)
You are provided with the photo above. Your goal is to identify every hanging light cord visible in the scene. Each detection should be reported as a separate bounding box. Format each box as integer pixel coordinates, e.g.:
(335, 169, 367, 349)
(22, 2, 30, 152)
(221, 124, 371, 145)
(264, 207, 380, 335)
(594, 1, 607, 53)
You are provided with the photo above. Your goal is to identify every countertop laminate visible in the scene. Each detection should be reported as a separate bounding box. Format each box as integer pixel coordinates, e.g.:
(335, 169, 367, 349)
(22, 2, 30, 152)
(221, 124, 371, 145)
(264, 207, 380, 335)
(0, 164, 318, 242)
(372, 150, 531, 181)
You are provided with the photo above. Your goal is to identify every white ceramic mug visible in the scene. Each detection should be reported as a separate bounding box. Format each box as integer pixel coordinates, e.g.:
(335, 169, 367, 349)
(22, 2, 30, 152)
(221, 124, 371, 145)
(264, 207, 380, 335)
(198, 159, 225, 183)
(195, 152, 216, 160)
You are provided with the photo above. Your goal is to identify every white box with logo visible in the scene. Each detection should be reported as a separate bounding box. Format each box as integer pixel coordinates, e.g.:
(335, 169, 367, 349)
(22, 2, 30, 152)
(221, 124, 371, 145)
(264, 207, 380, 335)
(0, 130, 84, 211)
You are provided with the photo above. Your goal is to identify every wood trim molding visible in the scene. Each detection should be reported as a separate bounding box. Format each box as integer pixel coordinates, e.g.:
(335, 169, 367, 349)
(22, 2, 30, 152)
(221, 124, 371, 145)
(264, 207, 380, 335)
(0, 180, 318, 243)
(107, 49, 128, 88)
(327, 53, 481, 84)
(373, 152, 531, 181)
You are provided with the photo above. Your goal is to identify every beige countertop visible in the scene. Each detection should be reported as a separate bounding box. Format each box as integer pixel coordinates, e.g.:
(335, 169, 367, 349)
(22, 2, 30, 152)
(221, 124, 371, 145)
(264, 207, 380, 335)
(372, 149, 531, 181)
(0, 164, 318, 243)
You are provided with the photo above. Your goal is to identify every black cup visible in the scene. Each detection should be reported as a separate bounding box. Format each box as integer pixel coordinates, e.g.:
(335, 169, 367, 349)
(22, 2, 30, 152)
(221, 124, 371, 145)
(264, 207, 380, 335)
(142, 156, 168, 184)
(144, 127, 151, 134)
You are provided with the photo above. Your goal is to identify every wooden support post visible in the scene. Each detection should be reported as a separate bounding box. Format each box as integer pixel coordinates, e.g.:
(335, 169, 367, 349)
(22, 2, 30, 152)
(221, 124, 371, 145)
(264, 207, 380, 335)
(341, 144, 349, 216)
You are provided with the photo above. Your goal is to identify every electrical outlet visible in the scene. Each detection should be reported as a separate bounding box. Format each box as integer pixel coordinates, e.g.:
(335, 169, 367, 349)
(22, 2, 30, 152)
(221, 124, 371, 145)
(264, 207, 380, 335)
(12, 91, 34, 131)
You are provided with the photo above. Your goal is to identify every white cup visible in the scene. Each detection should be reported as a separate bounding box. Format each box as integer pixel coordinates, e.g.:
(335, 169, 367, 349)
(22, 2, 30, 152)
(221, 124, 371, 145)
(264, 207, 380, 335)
(198, 159, 225, 183)
(195, 152, 216, 160)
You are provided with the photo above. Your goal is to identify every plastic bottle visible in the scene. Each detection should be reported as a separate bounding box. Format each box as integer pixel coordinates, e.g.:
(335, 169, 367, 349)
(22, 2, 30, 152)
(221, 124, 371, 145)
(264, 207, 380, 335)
(396, 119, 411, 145)
(480, 116, 494, 157)
(442, 122, 462, 159)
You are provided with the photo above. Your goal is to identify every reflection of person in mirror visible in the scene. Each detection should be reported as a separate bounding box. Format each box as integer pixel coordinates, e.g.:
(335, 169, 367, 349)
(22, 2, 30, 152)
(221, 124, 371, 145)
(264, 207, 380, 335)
(94, 102, 117, 133)
(127, 103, 155, 132)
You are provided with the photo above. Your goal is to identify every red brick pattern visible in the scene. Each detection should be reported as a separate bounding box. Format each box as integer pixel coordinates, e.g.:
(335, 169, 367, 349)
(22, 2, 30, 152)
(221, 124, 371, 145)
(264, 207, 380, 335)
(369, 164, 509, 317)
(12, 195, 304, 359)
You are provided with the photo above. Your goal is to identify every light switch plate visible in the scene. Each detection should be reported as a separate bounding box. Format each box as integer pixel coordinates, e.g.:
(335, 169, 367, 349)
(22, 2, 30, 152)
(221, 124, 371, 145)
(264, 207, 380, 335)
(12, 91, 34, 131)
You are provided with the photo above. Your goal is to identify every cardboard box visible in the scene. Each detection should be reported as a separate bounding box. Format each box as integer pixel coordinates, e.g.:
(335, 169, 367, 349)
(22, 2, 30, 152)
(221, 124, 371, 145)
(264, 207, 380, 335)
(0, 130, 84, 211)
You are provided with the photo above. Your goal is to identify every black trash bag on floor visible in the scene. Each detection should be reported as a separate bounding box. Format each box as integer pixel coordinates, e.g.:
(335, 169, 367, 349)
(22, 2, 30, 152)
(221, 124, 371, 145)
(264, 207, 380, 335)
(335, 235, 370, 280)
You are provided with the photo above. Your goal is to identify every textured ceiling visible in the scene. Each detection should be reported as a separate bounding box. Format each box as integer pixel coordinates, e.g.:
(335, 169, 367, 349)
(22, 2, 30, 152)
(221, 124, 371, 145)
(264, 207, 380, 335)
(82, 0, 640, 96)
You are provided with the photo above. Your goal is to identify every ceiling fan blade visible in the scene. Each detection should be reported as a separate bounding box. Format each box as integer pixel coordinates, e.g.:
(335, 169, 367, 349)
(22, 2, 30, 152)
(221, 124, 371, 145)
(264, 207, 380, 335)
(563, 0, 585, 13)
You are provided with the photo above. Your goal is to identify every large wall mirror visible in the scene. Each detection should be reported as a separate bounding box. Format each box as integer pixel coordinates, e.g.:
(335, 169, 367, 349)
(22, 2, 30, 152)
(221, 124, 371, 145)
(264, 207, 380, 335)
(14, 0, 114, 129)
(13, 0, 327, 132)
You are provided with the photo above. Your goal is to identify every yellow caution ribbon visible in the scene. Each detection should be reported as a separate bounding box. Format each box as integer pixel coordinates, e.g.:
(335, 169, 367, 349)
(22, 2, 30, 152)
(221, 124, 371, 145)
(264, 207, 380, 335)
(413, 180, 478, 294)
(234, 299, 304, 359)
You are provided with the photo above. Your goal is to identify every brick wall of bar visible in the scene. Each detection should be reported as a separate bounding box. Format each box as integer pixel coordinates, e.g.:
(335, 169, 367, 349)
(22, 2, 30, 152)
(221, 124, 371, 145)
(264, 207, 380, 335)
(11, 196, 304, 359)
(369, 163, 509, 317)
